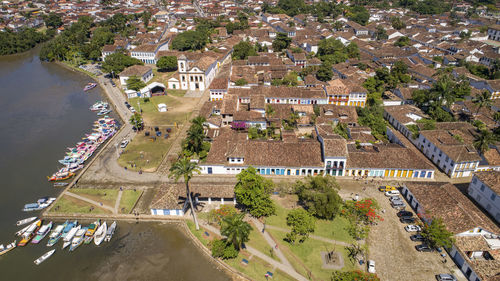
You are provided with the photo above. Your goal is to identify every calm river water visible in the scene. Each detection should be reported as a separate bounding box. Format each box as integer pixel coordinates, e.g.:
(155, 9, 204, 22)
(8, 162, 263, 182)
(0, 48, 230, 281)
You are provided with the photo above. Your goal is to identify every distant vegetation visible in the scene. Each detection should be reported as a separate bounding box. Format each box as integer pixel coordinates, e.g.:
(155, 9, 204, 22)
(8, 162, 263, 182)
(0, 28, 53, 56)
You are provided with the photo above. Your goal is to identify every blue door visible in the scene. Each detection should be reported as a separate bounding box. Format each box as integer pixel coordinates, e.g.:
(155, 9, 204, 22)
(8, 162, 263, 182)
(208, 167, 212, 174)
(266, 168, 270, 175)
(287, 169, 291, 175)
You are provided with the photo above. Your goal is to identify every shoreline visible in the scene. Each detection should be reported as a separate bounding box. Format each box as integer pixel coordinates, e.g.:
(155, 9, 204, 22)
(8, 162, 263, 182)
(43, 60, 251, 281)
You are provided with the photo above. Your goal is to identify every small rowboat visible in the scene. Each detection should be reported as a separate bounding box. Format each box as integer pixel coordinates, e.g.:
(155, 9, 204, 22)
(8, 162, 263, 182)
(53, 182, 68, 187)
(16, 217, 37, 226)
(83, 83, 97, 91)
(34, 249, 55, 265)
(94, 222, 107, 246)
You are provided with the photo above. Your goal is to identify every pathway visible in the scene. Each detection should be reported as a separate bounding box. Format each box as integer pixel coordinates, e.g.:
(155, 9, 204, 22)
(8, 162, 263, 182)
(250, 218, 294, 269)
(114, 189, 123, 214)
(199, 221, 308, 281)
(263, 224, 353, 247)
(65, 191, 115, 213)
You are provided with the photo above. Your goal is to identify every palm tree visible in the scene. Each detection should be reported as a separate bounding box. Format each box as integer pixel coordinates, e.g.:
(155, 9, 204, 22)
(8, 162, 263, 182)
(221, 213, 252, 250)
(186, 117, 206, 154)
(129, 113, 143, 130)
(473, 91, 492, 115)
(433, 75, 454, 106)
(169, 157, 201, 230)
(474, 130, 495, 154)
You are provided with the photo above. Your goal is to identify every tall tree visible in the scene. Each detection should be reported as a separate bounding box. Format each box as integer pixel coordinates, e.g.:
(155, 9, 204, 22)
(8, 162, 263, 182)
(220, 213, 252, 250)
(421, 217, 455, 249)
(286, 208, 315, 243)
(126, 76, 146, 91)
(156, 56, 178, 72)
(185, 117, 206, 154)
(473, 91, 492, 115)
(232, 41, 257, 60)
(474, 129, 495, 154)
(129, 112, 143, 129)
(295, 175, 342, 220)
(169, 157, 201, 230)
(272, 32, 291, 52)
(234, 166, 276, 218)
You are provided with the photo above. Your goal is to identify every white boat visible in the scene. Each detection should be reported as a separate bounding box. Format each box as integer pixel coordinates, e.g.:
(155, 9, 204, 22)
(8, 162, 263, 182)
(62, 225, 80, 249)
(93, 222, 107, 246)
(16, 217, 37, 226)
(69, 227, 87, 251)
(0, 241, 16, 256)
(16, 219, 41, 237)
(104, 221, 116, 242)
(46, 222, 66, 247)
(34, 249, 56, 265)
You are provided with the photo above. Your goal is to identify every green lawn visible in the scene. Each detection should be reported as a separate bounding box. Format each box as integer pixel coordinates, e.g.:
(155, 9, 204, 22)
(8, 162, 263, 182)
(70, 188, 118, 207)
(49, 195, 110, 214)
(246, 225, 280, 261)
(186, 220, 212, 247)
(315, 216, 354, 244)
(129, 96, 192, 125)
(266, 200, 354, 244)
(119, 189, 142, 214)
(117, 131, 174, 172)
(268, 229, 357, 281)
(264, 202, 289, 229)
(167, 89, 187, 97)
(225, 252, 295, 281)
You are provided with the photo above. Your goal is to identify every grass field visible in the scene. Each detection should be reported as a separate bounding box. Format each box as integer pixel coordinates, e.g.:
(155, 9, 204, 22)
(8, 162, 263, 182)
(70, 188, 118, 207)
(246, 225, 281, 262)
(225, 252, 295, 281)
(129, 95, 194, 125)
(49, 195, 110, 214)
(117, 131, 174, 172)
(119, 189, 142, 214)
(268, 229, 357, 281)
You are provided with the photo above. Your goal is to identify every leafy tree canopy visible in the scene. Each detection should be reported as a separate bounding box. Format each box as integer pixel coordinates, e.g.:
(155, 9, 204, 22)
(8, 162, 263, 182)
(421, 217, 455, 248)
(234, 166, 276, 218)
(272, 33, 292, 52)
(101, 52, 143, 74)
(295, 175, 342, 220)
(156, 56, 178, 72)
(171, 30, 209, 51)
(126, 75, 146, 91)
(232, 41, 257, 60)
(286, 208, 315, 243)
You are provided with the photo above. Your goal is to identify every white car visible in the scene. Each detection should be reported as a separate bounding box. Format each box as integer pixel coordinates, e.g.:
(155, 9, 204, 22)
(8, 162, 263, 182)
(367, 260, 376, 273)
(130, 107, 136, 113)
(405, 225, 421, 232)
(120, 140, 129, 148)
(385, 190, 400, 196)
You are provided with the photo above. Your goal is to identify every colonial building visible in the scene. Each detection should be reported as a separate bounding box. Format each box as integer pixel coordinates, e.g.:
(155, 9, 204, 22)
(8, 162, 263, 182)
(324, 79, 367, 107)
(118, 65, 153, 89)
(469, 171, 500, 223)
(130, 40, 170, 64)
(401, 182, 500, 281)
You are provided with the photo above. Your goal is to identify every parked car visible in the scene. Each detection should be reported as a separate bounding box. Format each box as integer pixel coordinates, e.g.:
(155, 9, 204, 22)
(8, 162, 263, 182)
(110, 80, 116, 87)
(391, 201, 406, 209)
(378, 185, 396, 192)
(120, 140, 129, 148)
(415, 244, 433, 252)
(410, 234, 426, 242)
(385, 190, 400, 196)
(397, 210, 413, 217)
(130, 107, 136, 113)
(390, 196, 403, 202)
(400, 217, 416, 224)
(367, 260, 375, 273)
(405, 225, 421, 232)
(436, 274, 457, 281)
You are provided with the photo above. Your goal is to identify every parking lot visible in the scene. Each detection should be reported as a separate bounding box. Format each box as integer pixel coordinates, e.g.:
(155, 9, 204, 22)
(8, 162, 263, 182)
(337, 179, 467, 281)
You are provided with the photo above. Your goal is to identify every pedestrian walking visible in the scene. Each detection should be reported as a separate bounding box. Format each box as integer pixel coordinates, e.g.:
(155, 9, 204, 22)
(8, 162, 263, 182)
(275, 244, 278, 249)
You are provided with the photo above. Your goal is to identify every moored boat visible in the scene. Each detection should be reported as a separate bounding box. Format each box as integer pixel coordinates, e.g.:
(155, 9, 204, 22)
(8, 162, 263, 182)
(16, 216, 37, 226)
(31, 221, 53, 244)
(53, 182, 69, 187)
(93, 221, 107, 246)
(34, 249, 56, 265)
(83, 83, 97, 91)
(18, 220, 42, 246)
(47, 221, 67, 247)
(84, 220, 100, 244)
(16, 219, 41, 237)
(48, 171, 75, 182)
(0, 241, 16, 256)
(69, 227, 87, 251)
(62, 224, 80, 249)
(104, 221, 116, 242)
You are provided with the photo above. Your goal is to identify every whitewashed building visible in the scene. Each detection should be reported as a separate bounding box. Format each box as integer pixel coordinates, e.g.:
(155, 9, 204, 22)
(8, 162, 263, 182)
(469, 171, 500, 223)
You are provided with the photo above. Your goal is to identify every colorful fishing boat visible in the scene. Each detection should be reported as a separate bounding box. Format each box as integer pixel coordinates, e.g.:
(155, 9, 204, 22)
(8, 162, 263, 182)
(47, 221, 68, 247)
(83, 83, 97, 91)
(62, 224, 80, 249)
(48, 172, 75, 182)
(83, 220, 100, 244)
(18, 220, 42, 246)
(31, 221, 53, 244)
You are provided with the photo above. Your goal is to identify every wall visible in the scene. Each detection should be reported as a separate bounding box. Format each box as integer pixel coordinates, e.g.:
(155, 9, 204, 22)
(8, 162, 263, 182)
(468, 175, 500, 223)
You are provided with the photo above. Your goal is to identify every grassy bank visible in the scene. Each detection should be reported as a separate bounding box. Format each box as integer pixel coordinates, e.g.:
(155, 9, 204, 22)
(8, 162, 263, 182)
(119, 189, 143, 214)
(129, 96, 192, 125)
(49, 195, 111, 214)
(70, 188, 118, 207)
